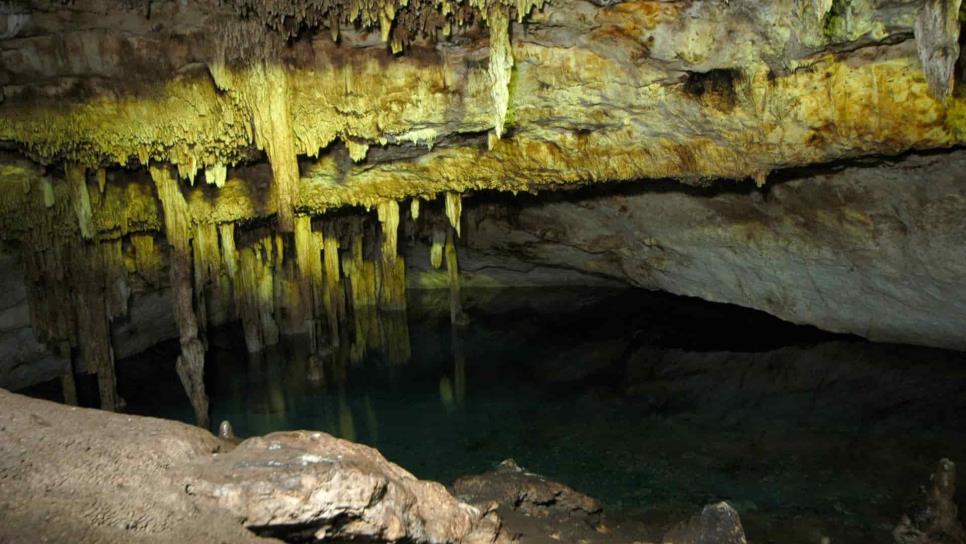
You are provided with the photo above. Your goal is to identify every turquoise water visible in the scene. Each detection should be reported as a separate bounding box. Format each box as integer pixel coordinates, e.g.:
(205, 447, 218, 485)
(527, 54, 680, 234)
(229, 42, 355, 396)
(99, 288, 966, 542)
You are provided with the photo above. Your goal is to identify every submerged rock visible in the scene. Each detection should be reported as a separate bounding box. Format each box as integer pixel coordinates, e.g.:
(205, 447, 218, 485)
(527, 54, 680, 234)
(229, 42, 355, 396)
(893, 459, 966, 544)
(182, 430, 514, 543)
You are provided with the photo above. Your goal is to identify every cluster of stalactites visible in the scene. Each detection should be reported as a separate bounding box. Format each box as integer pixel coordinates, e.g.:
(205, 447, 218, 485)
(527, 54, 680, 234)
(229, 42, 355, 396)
(222, 0, 545, 51)
(18, 159, 471, 425)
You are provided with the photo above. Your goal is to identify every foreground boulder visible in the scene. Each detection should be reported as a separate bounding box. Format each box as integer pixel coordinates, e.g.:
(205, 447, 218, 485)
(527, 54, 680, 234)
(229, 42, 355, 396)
(0, 389, 511, 544)
(183, 431, 513, 543)
(0, 389, 271, 544)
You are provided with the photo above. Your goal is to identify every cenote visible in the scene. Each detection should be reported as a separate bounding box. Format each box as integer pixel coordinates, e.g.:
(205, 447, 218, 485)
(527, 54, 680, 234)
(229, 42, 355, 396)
(4, 1, 966, 542)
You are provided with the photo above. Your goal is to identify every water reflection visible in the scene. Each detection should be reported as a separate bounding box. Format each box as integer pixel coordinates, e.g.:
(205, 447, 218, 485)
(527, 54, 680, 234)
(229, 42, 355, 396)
(116, 288, 966, 544)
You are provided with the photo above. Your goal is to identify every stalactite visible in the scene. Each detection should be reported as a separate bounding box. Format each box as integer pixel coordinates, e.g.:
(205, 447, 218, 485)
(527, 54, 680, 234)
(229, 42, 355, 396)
(445, 229, 466, 325)
(150, 165, 209, 428)
(259, 237, 281, 347)
(410, 199, 420, 222)
(205, 163, 227, 188)
(193, 222, 225, 333)
(445, 192, 462, 237)
(378, 256, 407, 311)
(66, 164, 94, 240)
(486, 7, 513, 142)
(431, 226, 445, 270)
(252, 64, 299, 232)
(235, 233, 282, 352)
(294, 216, 319, 337)
(76, 285, 117, 411)
(100, 238, 130, 322)
(218, 223, 238, 280)
(322, 222, 344, 346)
(237, 246, 264, 352)
(914, 0, 962, 99)
(40, 176, 55, 208)
(376, 199, 399, 264)
(150, 166, 192, 253)
(73, 242, 118, 412)
(345, 139, 369, 162)
(130, 233, 163, 286)
(96, 168, 107, 194)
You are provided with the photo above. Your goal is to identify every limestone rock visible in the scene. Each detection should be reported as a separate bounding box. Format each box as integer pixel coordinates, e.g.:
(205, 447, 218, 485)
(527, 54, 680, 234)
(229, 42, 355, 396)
(0, 252, 68, 391)
(453, 459, 601, 520)
(662, 502, 748, 544)
(458, 151, 966, 350)
(893, 459, 966, 544)
(182, 430, 515, 543)
(0, 389, 268, 544)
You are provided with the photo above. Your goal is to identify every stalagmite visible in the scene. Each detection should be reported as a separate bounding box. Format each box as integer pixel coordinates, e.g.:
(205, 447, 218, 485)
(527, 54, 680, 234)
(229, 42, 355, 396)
(914, 0, 962, 99)
(486, 7, 513, 142)
(205, 163, 227, 188)
(376, 200, 399, 264)
(150, 165, 209, 428)
(65, 165, 94, 240)
(445, 192, 462, 237)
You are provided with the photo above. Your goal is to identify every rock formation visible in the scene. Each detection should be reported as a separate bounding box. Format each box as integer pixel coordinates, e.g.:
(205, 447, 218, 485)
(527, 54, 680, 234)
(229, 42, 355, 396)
(894, 459, 966, 544)
(0, 388, 512, 544)
(0, 0, 964, 418)
(445, 151, 966, 350)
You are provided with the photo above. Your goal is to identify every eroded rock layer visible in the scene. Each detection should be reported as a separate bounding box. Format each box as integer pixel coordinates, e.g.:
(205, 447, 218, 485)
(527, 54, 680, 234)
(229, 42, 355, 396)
(446, 151, 966, 350)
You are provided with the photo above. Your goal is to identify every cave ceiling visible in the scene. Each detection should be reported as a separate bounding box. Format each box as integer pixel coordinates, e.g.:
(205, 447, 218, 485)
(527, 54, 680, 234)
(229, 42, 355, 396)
(0, 0, 962, 235)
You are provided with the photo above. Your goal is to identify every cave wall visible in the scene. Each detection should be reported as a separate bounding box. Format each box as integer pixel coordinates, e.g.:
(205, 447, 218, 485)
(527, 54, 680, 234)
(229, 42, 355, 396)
(0, 250, 67, 390)
(453, 151, 966, 350)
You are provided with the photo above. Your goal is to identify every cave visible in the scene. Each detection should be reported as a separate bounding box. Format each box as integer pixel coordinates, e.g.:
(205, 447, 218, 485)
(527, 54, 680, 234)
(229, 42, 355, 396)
(1, 0, 966, 543)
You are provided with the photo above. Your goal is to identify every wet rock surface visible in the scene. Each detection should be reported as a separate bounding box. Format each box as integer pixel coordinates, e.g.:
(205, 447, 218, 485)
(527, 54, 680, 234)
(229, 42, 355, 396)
(182, 430, 513, 543)
(0, 388, 270, 544)
(453, 459, 601, 520)
(0, 389, 514, 544)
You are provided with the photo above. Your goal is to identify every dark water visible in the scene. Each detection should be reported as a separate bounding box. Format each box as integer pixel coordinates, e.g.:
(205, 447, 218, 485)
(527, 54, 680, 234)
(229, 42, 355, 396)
(31, 287, 966, 543)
